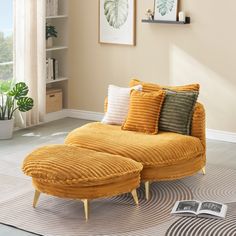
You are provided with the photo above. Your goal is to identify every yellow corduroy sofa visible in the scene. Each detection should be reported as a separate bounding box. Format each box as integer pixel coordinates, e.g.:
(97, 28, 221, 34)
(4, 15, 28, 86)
(65, 81, 206, 200)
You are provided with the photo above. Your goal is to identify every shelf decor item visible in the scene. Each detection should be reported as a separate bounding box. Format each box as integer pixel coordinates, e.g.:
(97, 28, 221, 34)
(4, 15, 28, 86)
(46, 24, 58, 48)
(154, 0, 179, 21)
(46, 0, 58, 17)
(178, 11, 185, 22)
(0, 80, 34, 139)
(99, 0, 136, 45)
(145, 9, 154, 20)
(46, 88, 62, 113)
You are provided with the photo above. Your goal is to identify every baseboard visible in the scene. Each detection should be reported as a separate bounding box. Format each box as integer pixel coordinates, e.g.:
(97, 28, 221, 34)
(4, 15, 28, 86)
(45, 110, 67, 123)
(206, 129, 236, 143)
(45, 109, 103, 123)
(67, 109, 104, 121)
(45, 109, 236, 143)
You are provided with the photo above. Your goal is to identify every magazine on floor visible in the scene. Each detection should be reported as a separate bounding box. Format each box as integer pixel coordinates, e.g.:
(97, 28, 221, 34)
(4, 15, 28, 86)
(171, 200, 227, 219)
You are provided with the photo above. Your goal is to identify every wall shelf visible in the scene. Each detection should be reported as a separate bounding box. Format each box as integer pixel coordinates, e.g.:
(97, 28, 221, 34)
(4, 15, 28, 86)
(142, 17, 191, 25)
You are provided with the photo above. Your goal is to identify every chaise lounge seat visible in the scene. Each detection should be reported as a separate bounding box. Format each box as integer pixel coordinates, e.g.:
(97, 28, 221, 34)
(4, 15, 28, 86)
(65, 102, 206, 199)
(65, 117, 205, 182)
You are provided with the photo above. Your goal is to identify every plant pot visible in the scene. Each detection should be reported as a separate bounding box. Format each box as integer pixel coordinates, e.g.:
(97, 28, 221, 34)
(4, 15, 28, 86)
(46, 38, 53, 48)
(0, 119, 14, 139)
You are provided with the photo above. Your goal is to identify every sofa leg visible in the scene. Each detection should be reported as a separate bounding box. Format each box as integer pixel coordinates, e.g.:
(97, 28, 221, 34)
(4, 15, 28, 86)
(82, 199, 89, 221)
(131, 189, 139, 205)
(145, 181, 150, 200)
(33, 190, 41, 208)
(202, 166, 206, 175)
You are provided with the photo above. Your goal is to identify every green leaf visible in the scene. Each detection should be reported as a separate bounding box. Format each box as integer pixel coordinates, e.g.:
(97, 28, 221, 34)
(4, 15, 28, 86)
(17, 97, 34, 112)
(104, 0, 129, 29)
(46, 25, 58, 40)
(0, 80, 13, 94)
(156, 0, 175, 16)
(8, 82, 29, 100)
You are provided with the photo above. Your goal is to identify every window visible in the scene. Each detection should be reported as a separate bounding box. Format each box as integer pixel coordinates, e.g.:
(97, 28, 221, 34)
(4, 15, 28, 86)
(0, 0, 13, 80)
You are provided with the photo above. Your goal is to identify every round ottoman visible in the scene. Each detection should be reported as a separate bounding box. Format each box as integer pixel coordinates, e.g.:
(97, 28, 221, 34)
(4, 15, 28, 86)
(22, 145, 143, 220)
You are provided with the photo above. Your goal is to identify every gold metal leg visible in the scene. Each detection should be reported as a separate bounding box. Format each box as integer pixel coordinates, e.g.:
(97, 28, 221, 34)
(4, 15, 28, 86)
(33, 190, 41, 208)
(145, 181, 150, 200)
(131, 189, 139, 205)
(82, 199, 89, 221)
(202, 166, 206, 175)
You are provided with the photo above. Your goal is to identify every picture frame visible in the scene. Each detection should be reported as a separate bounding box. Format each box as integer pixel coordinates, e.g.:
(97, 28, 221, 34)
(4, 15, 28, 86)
(99, 0, 136, 46)
(154, 0, 179, 21)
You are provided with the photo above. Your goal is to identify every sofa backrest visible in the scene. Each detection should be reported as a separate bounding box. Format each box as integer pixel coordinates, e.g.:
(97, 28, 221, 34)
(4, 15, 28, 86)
(103, 97, 206, 149)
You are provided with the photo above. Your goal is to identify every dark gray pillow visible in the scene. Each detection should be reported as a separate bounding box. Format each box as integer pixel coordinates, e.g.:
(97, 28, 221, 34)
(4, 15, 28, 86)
(159, 90, 199, 135)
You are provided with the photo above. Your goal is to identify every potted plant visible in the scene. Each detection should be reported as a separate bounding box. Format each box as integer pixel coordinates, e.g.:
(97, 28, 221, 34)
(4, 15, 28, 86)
(46, 24, 58, 48)
(0, 80, 34, 139)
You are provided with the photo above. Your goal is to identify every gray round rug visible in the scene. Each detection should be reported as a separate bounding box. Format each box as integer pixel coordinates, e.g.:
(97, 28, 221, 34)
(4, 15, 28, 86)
(0, 164, 236, 236)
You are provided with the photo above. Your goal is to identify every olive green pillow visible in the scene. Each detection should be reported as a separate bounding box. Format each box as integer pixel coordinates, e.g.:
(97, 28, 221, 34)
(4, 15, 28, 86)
(159, 90, 199, 135)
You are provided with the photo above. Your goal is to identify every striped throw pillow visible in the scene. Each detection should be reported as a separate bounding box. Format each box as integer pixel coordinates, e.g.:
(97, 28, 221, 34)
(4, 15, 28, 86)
(102, 84, 142, 125)
(129, 79, 200, 92)
(122, 90, 165, 134)
(159, 90, 199, 135)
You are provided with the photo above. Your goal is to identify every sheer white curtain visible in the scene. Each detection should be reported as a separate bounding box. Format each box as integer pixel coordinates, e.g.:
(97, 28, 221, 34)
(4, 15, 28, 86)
(14, 0, 46, 127)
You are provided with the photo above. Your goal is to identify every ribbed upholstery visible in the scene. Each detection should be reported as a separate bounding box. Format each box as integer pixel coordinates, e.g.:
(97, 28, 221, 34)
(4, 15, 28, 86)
(22, 145, 143, 199)
(102, 84, 142, 125)
(65, 122, 206, 181)
(129, 78, 200, 92)
(129, 78, 161, 92)
(191, 103, 206, 149)
(122, 90, 165, 134)
(104, 96, 108, 113)
(104, 97, 205, 145)
(159, 90, 199, 135)
(32, 175, 141, 199)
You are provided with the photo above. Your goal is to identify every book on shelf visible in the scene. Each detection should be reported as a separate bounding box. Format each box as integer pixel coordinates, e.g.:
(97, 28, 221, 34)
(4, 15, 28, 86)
(46, 0, 58, 17)
(171, 200, 228, 220)
(46, 58, 59, 82)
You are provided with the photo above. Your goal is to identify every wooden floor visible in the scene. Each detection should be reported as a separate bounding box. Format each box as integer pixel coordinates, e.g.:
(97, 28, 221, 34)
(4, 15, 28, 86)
(0, 118, 236, 235)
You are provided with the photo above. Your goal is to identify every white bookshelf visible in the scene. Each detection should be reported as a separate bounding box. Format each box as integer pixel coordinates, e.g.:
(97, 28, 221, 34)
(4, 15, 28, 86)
(45, 0, 69, 112)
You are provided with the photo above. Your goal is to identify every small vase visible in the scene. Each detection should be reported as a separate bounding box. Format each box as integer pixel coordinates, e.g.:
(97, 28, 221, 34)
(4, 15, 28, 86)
(46, 38, 53, 48)
(0, 119, 14, 139)
(178, 11, 186, 22)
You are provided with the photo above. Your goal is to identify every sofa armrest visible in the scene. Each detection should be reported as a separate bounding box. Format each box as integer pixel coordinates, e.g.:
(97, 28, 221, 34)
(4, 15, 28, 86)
(191, 102, 206, 149)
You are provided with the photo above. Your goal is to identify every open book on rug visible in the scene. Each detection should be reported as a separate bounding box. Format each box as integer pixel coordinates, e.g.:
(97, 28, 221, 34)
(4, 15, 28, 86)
(171, 200, 227, 219)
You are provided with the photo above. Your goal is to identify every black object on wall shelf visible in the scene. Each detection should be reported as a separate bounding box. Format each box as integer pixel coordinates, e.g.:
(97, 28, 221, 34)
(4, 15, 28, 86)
(142, 17, 191, 25)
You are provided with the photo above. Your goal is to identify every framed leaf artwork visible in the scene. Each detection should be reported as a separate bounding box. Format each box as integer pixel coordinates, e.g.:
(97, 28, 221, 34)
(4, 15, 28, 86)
(154, 0, 179, 21)
(99, 0, 136, 46)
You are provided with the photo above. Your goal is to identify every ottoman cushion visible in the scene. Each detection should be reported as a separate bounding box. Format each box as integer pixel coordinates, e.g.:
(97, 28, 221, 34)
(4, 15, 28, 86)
(22, 145, 143, 199)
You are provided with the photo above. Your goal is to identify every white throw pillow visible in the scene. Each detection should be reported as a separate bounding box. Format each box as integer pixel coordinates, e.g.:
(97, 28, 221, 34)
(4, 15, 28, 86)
(102, 84, 142, 125)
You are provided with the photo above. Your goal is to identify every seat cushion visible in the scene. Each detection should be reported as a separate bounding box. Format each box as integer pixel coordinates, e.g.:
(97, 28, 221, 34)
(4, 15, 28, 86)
(23, 145, 142, 185)
(65, 122, 205, 168)
(23, 145, 143, 199)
